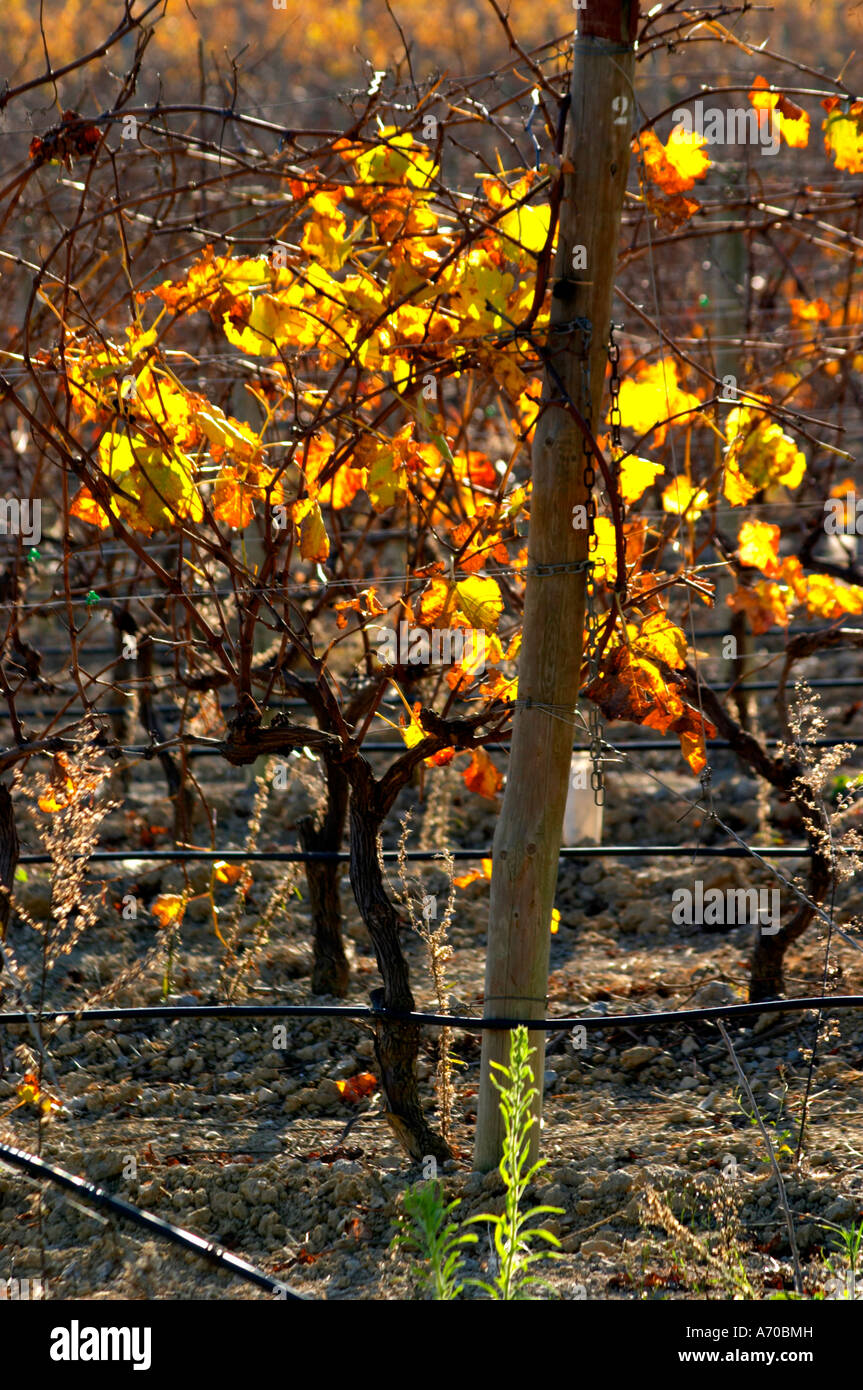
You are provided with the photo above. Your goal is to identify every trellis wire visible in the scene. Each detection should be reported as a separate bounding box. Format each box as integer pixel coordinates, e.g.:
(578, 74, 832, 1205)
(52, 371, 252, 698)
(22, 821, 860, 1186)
(7, 736, 862, 763)
(7, 676, 863, 719)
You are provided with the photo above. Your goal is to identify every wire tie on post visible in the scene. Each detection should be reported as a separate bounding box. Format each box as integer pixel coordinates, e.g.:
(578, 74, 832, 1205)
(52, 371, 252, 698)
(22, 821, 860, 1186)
(527, 559, 594, 577)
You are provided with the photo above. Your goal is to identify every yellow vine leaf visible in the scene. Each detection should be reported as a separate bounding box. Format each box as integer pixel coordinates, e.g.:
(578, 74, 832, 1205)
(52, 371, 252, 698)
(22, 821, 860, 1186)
(737, 519, 781, 577)
(152, 894, 186, 928)
(213, 861, 245, 885)
(619, 454, 665, 505)
(350, 130, 436, 188)
(591, 515, 619, 583)
(37, 753, 102, 813)
(727, 581, 789, 634)
(822, 98, 863, 174)
(222, 295, 292, 357)
(632, 129, 707, 231)
(301, 190, 353, 270)
(801, 572, 863, 620)
(69, 485, 110, 529)
(661, 478, 711, 520)
(444, 249, 514, 336)
(38, 783, 76, 814)
(663, 127, 711, 187)
(194, 406, 261, 465)
(749, 77, 810, 147)
(212, 464, 279, 530)
(617, 359, 701, 445)
(16, 1073, 61, 1117)
(398, 700, 426, 749)
(454, 857, 493, 889)
(453, 575, 503, 633)
(96, 429, 204, 535)
(497, 202, 551, 257)
(296, 497, 330, 562)
(631, 612, 687, 670)
(723, 403, 806, 505)
(462, 747, 502, 799)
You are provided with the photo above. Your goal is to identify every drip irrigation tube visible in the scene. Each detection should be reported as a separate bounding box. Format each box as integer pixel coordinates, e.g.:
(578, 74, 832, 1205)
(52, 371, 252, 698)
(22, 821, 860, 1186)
(36, 736, 863, 758)
(2, 994, 862, 1032)
(14, 843, 853, 865)
(0, 1141, 307, 1300)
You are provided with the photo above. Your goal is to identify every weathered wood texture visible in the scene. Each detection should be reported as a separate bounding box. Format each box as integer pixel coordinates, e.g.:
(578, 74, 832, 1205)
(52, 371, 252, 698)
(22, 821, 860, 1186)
(474, 0, 638, 1169)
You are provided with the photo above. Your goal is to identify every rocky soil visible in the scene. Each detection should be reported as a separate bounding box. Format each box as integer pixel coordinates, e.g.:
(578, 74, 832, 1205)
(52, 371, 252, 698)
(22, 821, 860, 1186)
(1, 689, 862, 1301)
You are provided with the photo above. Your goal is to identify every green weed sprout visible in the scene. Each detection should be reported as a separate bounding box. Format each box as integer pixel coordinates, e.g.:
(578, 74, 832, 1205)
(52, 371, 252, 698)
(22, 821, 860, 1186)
(821, 1218, 863, 1299)
(467, 1026, 563, 1300)
(390, 1180, 477, 1300)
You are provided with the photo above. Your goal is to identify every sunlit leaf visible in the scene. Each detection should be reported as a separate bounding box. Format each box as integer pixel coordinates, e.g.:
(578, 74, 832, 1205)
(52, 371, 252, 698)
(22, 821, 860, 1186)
(454, 575, 503, 633)
(632, 612, 687, 670)
(585, 645, 715, 776)
(497, 202, 551, 257)
(297, 497, 330, 562)
(750, 77, 810, 147)
(454, 857, 493, 888)
(661, 479, 711, 520)
(462, 747, 502, 799)
(335, 1072, 378, 1102)
(152, 894, 186, 928)
(727, 581, 789, 634)
(633, 129, 707, 231)
(822, 97, 863, 174)
(618, 454, 665, 505)
(213, 860, 245, 885)
(723, 403, 806, 505)
(738, 519, 782, 577)
(617, 359, 701, 445)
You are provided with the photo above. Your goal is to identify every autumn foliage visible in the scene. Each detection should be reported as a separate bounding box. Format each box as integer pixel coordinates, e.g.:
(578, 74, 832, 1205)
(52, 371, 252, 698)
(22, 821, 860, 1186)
(0, 2, 861, 1166)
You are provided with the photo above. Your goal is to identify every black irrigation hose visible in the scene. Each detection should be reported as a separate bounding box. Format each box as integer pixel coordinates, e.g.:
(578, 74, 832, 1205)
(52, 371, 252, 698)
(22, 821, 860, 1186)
(64, 736, 863, 758)
(32, 734, 859, 759)
(0, 1141, 307, 1300)
(14, 843, 854, 865)
(3, 994, 863, 1031)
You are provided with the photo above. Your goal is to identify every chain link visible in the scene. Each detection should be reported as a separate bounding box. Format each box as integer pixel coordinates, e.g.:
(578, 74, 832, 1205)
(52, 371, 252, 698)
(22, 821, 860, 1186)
(578, 320, 625, 808)
(608, 320, 623, 478)
(574, 319, 602, 806)
(576, 318, 596, 555)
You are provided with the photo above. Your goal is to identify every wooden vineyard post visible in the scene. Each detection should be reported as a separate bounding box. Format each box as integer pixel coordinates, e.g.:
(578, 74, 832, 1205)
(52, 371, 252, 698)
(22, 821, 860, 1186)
(473, 0, 639, 1170)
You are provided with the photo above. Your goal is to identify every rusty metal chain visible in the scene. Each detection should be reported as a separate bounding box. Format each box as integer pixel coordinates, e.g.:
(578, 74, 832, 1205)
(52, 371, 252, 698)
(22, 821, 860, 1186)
(579, 320, 626, 808)
(575, 319, 603, 807)
(608, 320, 624, 474)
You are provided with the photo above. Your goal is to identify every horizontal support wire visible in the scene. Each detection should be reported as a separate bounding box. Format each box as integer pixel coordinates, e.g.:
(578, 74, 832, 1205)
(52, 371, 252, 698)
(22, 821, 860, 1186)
(2, 995, 863, 1032)
(7, 679, 863, 719)
(6, 737, 861, 761)
(14, 844, 852, 865)
(0, 1141, 307, 1300)
(5, 679, 863, 720)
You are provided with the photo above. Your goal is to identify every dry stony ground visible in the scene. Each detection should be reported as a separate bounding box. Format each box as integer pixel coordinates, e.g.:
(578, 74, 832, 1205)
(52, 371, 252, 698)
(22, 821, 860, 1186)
(0, 717, 862, 1302)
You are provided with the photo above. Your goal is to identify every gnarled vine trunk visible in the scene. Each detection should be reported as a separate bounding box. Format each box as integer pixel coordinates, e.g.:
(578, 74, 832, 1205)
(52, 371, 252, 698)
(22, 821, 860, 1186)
(0, 783, 18, 952)
(299, 758, 350, 997)
(347, 758, 450, 1162)
(749, 785, 833, 1001)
